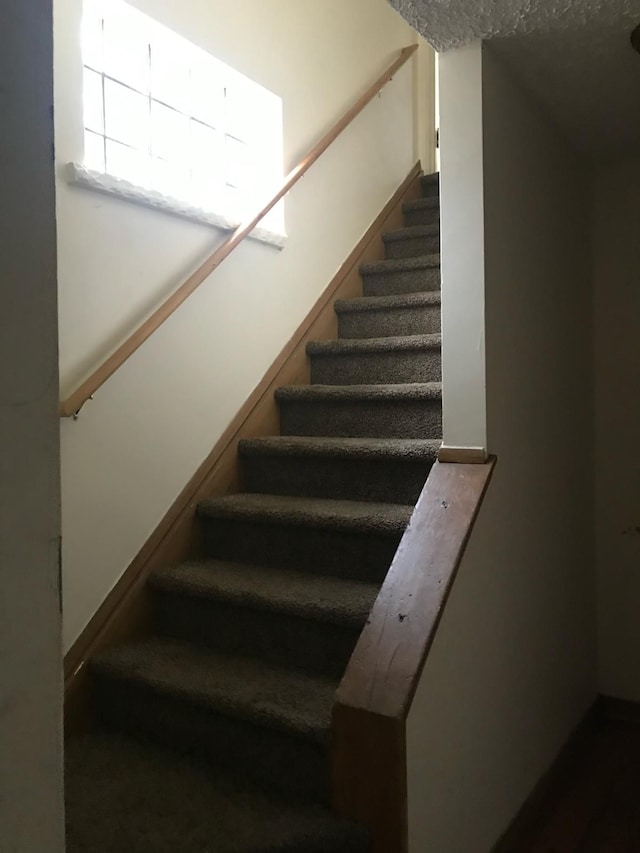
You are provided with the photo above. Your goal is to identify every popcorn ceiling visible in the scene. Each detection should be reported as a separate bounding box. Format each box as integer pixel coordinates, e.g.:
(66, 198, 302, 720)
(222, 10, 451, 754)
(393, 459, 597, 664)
(389, 0, 640, 52)
(389, 0, 640, 157)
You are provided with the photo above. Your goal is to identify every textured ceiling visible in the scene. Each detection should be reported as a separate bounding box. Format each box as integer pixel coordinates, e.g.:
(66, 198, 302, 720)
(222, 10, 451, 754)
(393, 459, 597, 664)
(390, 0, 640, 159)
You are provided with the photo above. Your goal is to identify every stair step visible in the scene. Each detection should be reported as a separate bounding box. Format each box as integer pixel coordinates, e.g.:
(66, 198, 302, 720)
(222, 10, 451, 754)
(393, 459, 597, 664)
(92, 638, 336, 802)
(360, 255, 440, 297)
(307, 334, 441, 385)
(149, 560, 378, 678)
(239, 435, 439, 503)
(421, 172, 440, 197)
(275, 382, 442, 440)
(197, 493, 412, 583)
(403, 196, 440, 227)
(66, 731, 368, 853)
(383, 224, 440, 259)
(335, 291, 441, 338)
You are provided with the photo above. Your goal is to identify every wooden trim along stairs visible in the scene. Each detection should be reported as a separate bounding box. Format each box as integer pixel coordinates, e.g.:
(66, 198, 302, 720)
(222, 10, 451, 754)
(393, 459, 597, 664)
(64, 161, 424, 730)
(64, 162, 496, 853)
(437, 445, 488, 464)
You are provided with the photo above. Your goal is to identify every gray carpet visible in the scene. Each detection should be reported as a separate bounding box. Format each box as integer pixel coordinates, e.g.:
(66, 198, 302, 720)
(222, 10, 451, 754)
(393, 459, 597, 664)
(66, 732, 368, 853)
(65, 173, 442, 852)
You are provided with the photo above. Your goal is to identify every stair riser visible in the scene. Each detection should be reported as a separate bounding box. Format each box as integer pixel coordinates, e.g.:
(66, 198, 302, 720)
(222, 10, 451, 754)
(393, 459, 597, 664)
(403, 207, 440, 227)
(151, 591, 360, 680)
(278, 397, 442, 440)
(93, 675, 330, 803)
(200, 516, 402, 584)
(361, 266, 440, 297)
(337, 304, 441, 339)
(384, 234, 440, 259)
(421, 179, 439, 198)
(242, 454, 433, 504)
(309, 349, 441, 385)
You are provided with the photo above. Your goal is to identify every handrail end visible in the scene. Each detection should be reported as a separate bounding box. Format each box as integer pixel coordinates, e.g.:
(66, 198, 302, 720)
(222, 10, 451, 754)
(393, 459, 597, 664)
(59, 394, 92, 419)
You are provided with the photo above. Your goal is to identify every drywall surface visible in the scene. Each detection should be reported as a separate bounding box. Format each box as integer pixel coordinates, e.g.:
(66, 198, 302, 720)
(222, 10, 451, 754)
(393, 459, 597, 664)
(407, 43, 597, 852)
(593, 155, 640, 701)
(0, 2, 64, 851)
(55, 0, 433, 650)
(389, 0, 640, 53)
(388, 0, 640, 160)
(438, 41, 487, 452)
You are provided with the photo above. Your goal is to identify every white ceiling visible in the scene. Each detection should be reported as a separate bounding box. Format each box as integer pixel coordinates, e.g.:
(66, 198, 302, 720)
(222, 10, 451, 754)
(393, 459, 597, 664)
(389, 0, 640, 159)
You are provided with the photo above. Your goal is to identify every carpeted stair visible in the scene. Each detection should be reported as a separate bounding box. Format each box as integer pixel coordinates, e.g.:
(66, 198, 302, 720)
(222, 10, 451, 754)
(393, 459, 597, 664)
(65, 172, 442, 853)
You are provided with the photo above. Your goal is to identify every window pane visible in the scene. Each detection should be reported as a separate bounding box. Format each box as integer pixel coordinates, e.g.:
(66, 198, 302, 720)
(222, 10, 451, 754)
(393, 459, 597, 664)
(83, 68, 104, 134)
(224, 184, 252, 222)
(86, 0, 283, 224)
(151, 101, 189, 163)
(106, 139, 149, 186)
(84, 130, 105, 172)
(104, 78, 150, 150)
(225, 77, 260, 143)
(82, 8, 104, 72)
(226, 136, 253, 191)
(150, 158, 190, 200)
(151, 38, 190, 111)
(190, 121, 224, 208)
(191, 177, 226, 211)
(104, 14, 150, 93)
(191, 56, 225, 127)
(190, 120, 224, 176)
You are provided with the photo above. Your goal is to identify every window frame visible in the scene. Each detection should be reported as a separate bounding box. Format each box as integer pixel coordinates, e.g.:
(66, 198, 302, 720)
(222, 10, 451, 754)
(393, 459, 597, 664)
(77, 0, 285, 241)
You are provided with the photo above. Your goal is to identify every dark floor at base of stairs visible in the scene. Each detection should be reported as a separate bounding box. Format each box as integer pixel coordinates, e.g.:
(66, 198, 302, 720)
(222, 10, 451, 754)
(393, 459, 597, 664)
(65, 730, 368, 853)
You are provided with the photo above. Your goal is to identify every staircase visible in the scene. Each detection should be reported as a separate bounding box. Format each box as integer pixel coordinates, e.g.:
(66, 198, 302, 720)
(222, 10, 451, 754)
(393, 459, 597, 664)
(65, 173, 442, 853)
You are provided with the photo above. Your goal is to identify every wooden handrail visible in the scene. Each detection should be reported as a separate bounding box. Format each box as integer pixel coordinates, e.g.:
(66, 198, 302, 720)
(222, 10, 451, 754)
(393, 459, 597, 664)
(59, 44, 418, 418)
(332, 458, 496, 852)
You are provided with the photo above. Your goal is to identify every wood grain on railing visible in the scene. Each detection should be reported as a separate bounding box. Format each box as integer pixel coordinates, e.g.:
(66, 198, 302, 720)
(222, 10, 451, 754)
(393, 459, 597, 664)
(332, 458, 496, 853)
(59, 44, 418, 418)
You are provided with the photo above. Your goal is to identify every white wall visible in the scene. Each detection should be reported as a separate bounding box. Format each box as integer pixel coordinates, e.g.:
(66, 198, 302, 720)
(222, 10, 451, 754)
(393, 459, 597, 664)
(438, 41, 487, 453)
(407, 42, 597, 852)
(593, 155, 640, 702)
(55, 0, 434, 650)
(0, 3, 64, 851)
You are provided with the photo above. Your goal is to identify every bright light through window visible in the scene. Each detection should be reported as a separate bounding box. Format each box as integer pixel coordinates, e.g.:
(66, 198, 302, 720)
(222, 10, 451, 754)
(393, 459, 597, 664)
(81, 0, 284, 233)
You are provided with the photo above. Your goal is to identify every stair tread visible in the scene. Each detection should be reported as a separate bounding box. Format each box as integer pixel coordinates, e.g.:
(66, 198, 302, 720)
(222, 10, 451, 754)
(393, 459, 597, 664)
(66, 730, 367, 853)
(275, 382, 442, 402)
(403, 196, 440, 211)
(421, 172, 439, 187)
(239, 435, 441, 459)
(307, 333, 441, 356)
(197, 492, 413, 535)
(360, 254, 440, 275)
(334, 291, 441, 314)
(382, 223, 439, 242)
(150, 560, 378, 628)
(93, 637, 336, 743)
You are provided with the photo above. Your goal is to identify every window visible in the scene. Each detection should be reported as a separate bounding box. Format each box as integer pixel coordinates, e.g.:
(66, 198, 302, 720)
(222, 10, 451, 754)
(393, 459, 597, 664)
(81, 0, 284, 234)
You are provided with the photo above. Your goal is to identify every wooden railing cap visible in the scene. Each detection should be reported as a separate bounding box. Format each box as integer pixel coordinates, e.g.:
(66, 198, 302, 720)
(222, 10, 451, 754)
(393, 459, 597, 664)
(335, 457, 496, 722)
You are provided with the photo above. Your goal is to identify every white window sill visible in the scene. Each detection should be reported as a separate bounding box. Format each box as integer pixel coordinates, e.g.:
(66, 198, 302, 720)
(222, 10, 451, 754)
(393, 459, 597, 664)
(65, 163, 287, 250)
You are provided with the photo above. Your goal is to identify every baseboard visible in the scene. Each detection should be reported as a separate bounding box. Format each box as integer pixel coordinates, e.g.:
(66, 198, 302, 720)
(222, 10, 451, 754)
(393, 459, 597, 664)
(491, 700, 601, 853)
(64, 161, 424, 732)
